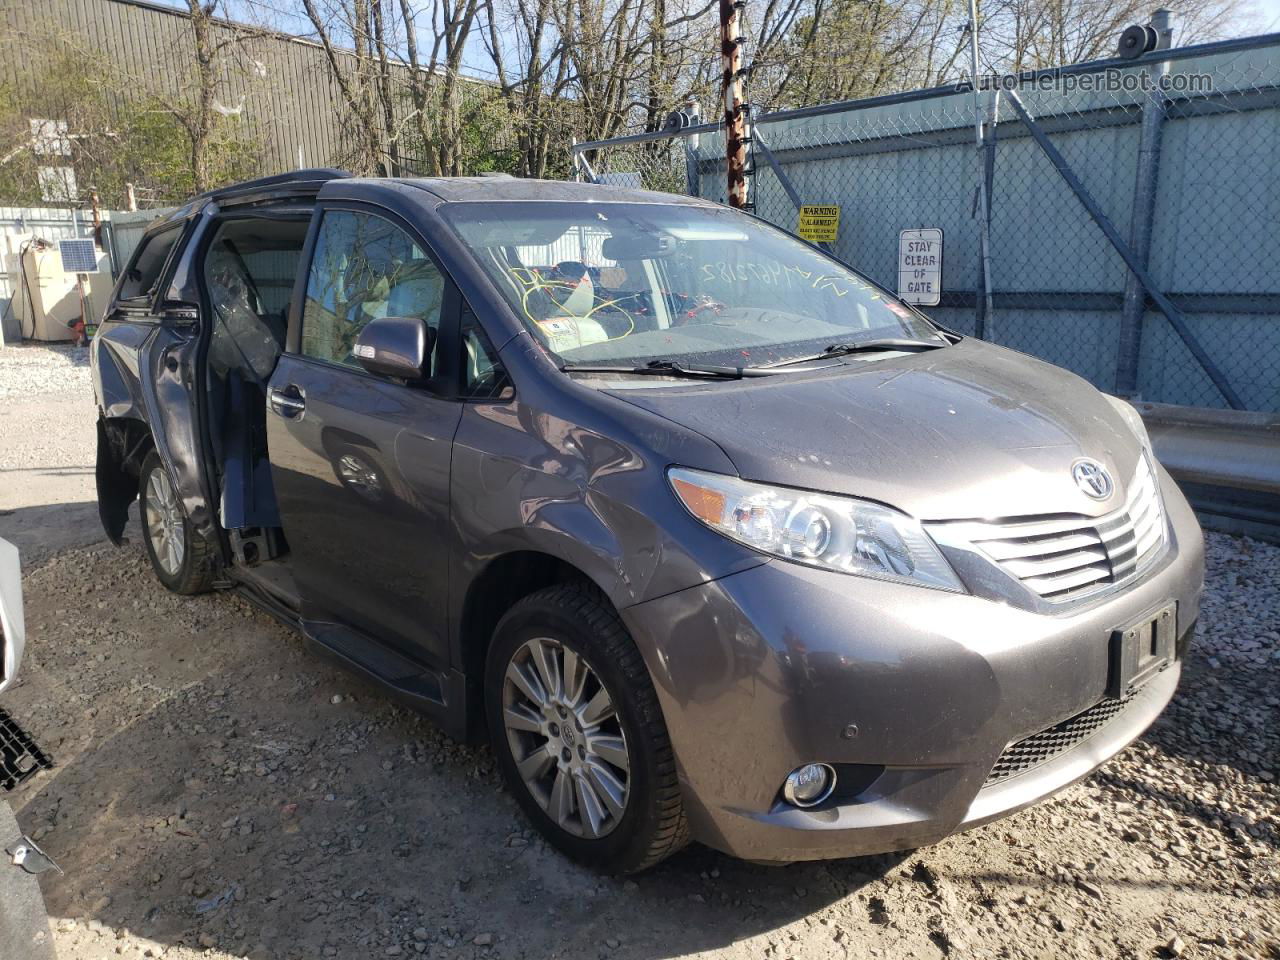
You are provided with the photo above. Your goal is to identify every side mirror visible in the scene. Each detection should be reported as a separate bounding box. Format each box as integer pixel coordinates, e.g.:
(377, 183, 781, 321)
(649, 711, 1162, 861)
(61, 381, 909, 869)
(353, 316, 435, 381)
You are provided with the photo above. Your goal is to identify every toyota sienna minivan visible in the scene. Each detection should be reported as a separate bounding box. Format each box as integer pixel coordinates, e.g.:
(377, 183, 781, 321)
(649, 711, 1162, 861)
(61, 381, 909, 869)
(92, 170, 1204, 873)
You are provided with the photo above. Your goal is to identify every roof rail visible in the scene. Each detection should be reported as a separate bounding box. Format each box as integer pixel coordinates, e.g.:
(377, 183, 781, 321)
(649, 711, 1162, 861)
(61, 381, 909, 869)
(196, 168, 353, 204)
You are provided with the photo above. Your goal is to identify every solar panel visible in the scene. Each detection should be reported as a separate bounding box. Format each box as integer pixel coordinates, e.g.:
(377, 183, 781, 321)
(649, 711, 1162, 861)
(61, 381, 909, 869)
(59, 238, 98, 273)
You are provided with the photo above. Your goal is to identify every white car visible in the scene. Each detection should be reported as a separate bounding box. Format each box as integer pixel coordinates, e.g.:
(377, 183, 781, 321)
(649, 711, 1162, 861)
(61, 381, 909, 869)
(0, 538, 23, 697)
(1, 537, 57, 960)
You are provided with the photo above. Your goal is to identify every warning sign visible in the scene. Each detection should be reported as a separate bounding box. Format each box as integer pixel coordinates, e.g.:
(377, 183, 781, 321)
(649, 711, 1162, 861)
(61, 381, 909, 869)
(798, 205, 840, 244)
(898, 228, 943, 305)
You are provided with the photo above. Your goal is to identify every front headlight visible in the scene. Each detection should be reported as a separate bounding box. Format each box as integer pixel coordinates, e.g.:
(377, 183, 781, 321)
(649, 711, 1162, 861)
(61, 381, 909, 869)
(1104, 394, 1154, 457)
(668, 467, 965, 592)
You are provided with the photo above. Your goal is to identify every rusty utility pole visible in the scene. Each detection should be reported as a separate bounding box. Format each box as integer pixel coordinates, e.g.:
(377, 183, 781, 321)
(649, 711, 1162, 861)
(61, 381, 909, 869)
(720, 0, 748, 208)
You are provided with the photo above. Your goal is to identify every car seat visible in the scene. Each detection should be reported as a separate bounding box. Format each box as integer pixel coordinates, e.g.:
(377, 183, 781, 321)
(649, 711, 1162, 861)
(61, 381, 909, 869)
(206, 244, 282, 382)
(204, 243, 282, 531)
(536, 268, 609, 348)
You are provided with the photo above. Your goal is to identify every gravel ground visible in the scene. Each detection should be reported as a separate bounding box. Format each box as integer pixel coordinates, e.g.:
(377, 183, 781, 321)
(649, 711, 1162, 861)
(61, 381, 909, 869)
(0, 344, 92, 401)
(0, 343, 99, 563)
(1, 342, 1278, 960)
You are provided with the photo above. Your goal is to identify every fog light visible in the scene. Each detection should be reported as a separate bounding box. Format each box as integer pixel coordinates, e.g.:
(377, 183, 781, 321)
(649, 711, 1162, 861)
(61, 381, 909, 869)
(783, 763, 836, 807)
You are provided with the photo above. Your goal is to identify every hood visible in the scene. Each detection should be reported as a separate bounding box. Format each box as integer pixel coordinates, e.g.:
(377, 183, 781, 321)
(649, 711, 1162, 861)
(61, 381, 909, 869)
(609, 339, 1145, 521)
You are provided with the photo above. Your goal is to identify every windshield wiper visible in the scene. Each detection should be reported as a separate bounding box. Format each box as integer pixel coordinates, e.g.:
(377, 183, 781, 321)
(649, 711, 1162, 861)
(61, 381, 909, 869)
(763, 337, 947, 368)
(560, 359, 781, 380)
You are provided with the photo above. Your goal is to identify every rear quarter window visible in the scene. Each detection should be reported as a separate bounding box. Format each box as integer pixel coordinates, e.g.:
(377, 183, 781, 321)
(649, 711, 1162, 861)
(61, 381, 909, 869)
(118, 223, 183, 301)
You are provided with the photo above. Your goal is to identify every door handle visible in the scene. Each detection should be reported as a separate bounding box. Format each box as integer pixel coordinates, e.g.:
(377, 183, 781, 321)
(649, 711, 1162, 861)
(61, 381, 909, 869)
(268, 385, 306, 418)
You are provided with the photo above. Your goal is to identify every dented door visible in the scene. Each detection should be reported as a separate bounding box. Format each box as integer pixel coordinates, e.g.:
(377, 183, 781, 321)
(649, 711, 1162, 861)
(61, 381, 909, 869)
(92, 206, 219, 544)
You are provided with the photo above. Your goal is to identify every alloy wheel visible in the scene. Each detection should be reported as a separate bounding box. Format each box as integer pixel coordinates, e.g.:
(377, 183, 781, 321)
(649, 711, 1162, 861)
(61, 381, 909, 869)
(145, 467, 185, 576)
(502, 636, 631, 838)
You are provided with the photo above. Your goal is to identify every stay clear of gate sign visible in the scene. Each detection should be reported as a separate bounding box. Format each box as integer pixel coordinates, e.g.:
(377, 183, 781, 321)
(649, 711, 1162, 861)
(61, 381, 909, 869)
(898, 228, 943, 305)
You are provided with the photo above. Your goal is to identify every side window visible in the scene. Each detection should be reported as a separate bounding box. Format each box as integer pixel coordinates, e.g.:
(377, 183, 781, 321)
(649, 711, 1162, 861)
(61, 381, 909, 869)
(118, 224, 182, 300)
(460, 304, 512, 400)
(300, 210, 445, 372)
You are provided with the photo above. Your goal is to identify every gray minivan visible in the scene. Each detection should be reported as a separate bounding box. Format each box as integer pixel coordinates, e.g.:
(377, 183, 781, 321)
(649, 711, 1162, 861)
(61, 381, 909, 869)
(93, 170, 1204, 873)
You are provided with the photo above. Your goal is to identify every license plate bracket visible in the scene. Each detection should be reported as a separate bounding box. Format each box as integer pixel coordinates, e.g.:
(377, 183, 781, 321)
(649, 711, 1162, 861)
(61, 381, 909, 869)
(1107, 601, 1176, 699)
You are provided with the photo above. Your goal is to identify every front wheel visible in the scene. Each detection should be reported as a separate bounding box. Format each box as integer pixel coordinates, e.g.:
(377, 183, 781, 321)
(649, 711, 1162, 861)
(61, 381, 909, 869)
(139, 451, 214, 595)
(486, 584, 688, 873)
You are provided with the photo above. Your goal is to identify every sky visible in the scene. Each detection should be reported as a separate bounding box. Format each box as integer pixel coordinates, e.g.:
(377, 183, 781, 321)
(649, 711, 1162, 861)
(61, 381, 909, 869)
(1260, 0, 1280, 29)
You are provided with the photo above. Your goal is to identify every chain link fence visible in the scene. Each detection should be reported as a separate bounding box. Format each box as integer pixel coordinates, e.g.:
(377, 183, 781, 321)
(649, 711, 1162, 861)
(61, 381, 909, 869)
(571, 31, 1280, 414)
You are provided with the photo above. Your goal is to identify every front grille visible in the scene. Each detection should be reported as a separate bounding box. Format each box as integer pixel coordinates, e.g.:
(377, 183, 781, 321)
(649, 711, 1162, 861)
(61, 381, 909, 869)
(984, 693, 1134, 786)
(1, 707, 52, 792)
(950, 456, 1166, 602)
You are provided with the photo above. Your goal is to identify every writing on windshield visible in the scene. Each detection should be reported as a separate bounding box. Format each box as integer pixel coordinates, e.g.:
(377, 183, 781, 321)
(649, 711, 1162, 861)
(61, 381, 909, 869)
(445, 202, 940, 369)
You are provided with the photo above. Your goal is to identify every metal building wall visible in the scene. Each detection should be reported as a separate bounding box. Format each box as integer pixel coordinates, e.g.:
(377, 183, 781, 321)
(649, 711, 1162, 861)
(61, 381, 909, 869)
(0, 0, 352, 175)
(0, 0, 492, 179)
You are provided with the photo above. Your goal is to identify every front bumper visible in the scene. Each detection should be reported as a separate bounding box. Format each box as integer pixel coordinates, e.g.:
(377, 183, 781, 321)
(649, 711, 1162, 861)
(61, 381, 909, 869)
(621, 470, 1204, 862)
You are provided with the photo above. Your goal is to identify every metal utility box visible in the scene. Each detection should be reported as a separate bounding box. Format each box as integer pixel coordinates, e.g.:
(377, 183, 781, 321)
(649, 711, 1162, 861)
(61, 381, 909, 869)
(4, 237, 111, 342)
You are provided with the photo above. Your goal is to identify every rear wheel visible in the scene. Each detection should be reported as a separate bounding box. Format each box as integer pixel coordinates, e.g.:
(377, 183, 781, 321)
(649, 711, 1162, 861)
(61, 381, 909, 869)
(486, 583, 688, 873)
(139, 451, 214, 594)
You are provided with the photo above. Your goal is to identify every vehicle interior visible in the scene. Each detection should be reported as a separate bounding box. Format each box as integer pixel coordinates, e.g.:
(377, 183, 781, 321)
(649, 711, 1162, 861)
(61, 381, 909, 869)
(475, 222, 677, 352)
(201, 214, 310, 569)
(448, 205, 914, 367)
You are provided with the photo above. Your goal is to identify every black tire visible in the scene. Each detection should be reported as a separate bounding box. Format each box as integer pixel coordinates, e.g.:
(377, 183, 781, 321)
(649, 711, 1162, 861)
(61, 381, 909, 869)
(138, 451, 215, 595)
(485, 583, 689, 874)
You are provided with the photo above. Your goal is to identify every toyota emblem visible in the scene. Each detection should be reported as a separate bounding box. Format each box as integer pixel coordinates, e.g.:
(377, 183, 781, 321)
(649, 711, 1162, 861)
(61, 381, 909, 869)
(1072, 459, 1113, 500)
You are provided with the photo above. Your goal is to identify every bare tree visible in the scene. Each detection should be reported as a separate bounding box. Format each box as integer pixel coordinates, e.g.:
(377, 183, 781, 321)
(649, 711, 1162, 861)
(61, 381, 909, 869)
(145, 0, 282, 191)
(242, 0, 1267, 187)
(0, 5, 273, 199)
(979, 0, 1250, 71)
(301, 0, 387, 174)
(398, 0, 485, 175)
(483, 0, 573, 177)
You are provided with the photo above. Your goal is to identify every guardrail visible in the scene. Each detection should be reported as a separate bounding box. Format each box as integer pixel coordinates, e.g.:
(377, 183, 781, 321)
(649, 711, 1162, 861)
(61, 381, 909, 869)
(1140, 404, 1280, 540)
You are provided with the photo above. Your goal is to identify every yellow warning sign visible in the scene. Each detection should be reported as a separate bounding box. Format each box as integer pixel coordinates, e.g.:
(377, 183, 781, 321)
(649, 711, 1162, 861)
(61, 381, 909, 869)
(798, 204, 840, 244)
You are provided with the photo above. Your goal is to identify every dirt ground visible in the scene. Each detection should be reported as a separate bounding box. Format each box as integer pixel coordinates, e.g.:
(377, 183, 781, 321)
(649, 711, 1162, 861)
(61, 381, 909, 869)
(1, 343, 1277, 960)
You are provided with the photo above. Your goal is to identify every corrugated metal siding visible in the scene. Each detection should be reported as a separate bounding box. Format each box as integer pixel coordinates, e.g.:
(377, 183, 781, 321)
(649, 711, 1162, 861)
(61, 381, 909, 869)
(0, 0, 347, 176)
(0, 0, 491, 177)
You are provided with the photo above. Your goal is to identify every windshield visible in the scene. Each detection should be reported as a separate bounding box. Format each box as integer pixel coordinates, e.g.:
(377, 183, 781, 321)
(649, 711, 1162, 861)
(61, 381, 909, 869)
(442, 201, 944, 369)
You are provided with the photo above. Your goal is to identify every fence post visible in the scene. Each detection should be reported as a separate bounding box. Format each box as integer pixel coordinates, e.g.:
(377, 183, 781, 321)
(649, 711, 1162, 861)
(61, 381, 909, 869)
(976, 91, 999, 341)
(1115, 8, 1174, 396)
(967, 0, 997, 341)
(684, 99, 702, 198)
(571, 142, 602, 185)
